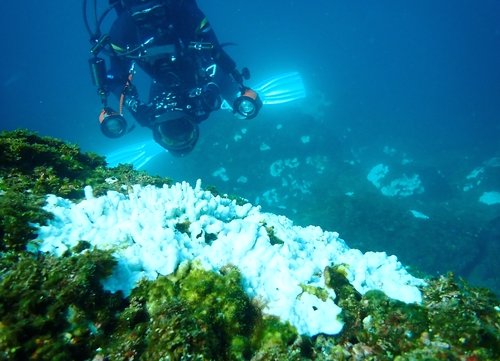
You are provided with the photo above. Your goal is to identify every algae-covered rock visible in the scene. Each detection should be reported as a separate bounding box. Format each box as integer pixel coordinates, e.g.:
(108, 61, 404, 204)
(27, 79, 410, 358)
(0, 249, 121, 361)
(0, 129, 105, 178)
(423, 273, 500, 357)
(0, 129, 173, 198)
(103, 263, 302, 361)
(321, 265, 499, 361)
(0, 185, 50, 251)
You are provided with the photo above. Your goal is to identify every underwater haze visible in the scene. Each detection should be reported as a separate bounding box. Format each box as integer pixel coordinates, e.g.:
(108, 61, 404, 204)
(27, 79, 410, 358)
(1, 1, 499, 293)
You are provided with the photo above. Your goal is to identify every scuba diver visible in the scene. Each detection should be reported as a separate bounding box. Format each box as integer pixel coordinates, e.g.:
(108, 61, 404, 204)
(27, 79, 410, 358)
(86, 0, 262, 156)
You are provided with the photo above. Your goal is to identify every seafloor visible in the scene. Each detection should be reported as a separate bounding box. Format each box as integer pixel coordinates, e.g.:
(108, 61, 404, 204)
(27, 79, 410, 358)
(0, 130, 499, 361)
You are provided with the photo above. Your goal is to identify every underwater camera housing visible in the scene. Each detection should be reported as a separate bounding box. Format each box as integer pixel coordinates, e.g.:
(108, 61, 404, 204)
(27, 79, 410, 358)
(152, 116, 200, 157)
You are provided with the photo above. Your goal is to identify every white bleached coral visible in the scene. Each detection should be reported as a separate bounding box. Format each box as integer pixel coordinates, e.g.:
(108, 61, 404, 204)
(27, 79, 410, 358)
(367, 163, 424, 197)
(35, 179, 425, 336)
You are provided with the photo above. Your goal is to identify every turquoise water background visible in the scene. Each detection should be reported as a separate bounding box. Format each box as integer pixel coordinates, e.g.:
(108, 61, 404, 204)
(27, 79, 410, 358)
(0, 1, 498, 292)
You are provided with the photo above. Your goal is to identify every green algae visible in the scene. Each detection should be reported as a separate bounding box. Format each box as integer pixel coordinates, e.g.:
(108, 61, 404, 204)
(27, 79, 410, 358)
(262, 222, 285, 245)
(423, 273, 500, 357)
(103, 263, 302, 361)
(174, 219, 191, 234)
(0, 184, 50, 251)
(0, 129, 173, 199)
(324, 264, 363, 340)
(299, 284, 330, 302)
(321, 267, 499, 360)
(0, 129, 104, 178)
(0, 130, 499, 360)
(0, 249, 121, 361)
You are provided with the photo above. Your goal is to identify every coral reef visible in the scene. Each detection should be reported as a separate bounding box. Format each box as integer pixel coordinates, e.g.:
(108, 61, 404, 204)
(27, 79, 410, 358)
(0, 130, 498, 360)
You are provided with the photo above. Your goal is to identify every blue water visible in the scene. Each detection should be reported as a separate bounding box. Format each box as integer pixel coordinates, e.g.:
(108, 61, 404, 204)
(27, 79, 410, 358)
(1, 1, 499, 292)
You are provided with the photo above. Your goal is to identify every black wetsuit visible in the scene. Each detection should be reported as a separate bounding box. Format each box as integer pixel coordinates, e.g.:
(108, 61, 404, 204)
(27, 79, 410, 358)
(107, 0, 241, 126)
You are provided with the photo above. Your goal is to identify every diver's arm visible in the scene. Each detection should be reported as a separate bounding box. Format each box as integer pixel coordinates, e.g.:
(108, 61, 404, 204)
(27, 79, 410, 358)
(106, 12, 136, 95)
(106, 15, 153, 127)
(106, 56, 131, 96)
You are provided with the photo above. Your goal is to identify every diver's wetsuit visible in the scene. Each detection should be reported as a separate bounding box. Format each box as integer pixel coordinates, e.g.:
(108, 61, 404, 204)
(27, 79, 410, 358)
(106, 0, 241, 126)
